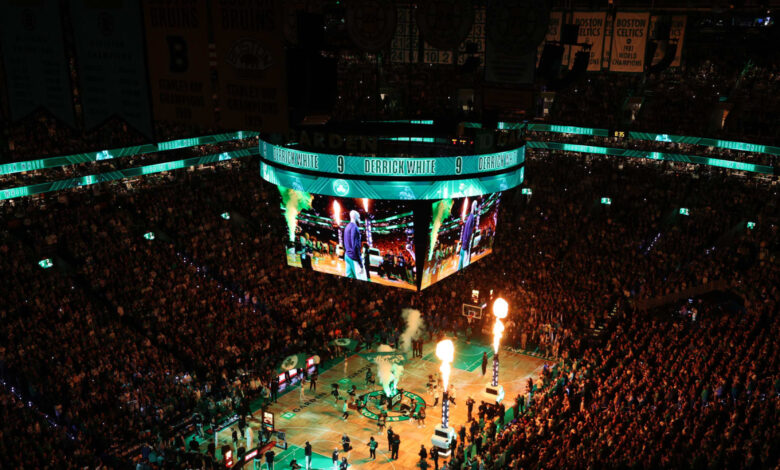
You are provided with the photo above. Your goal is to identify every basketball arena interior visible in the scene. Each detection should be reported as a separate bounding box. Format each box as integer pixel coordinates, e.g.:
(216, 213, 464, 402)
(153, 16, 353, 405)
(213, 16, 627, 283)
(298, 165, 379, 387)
(0, 1, 778, 469)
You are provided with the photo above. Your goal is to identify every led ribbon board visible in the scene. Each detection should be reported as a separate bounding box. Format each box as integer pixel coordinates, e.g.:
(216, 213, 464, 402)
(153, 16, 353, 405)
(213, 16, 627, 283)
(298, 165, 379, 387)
(258, 138, 525, 200)
(0, 131, 258, 176)
(628, 132, 780, 156)
(0, 148, 258, 201)
(526, 141, 774, 175)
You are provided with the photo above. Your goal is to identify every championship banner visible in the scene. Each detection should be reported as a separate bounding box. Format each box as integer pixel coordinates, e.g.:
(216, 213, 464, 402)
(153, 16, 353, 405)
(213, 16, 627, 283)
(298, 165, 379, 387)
(143, 0, 213, 127)
(212, 0, 288, 132)
(0, 0, 74, 125)
(609, 12, 650, 73)
(649, 15, 686, 67)
(571, 12, 607, 71)
(536, 11, 562, 67)
(69, 0, 152, 135)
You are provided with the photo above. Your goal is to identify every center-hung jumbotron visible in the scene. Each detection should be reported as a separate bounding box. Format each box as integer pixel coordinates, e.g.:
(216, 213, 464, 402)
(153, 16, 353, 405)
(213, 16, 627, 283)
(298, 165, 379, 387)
(257, 123, 525, 290)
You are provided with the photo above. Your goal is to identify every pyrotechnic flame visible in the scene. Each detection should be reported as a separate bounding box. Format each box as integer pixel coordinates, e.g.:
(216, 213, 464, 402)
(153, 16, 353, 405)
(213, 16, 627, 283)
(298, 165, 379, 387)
(493, 298, 508, 319)
(492, 319, 505, 354)
(332, 200, 341, 226)
(492, 298, 508, 353)
(461, 197, 469, 221)
(436, 339, 455, 391)
(362, 198, 369, 212)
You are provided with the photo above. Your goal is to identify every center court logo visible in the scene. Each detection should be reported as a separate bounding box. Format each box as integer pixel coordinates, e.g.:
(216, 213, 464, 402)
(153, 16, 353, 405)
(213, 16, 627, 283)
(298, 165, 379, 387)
(333, 179, 350, 196)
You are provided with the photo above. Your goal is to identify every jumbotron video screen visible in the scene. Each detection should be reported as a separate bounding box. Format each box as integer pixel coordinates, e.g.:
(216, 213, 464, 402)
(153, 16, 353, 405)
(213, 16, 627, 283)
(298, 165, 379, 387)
(422, 193, 502, 289)
(279, 186, 417, 290)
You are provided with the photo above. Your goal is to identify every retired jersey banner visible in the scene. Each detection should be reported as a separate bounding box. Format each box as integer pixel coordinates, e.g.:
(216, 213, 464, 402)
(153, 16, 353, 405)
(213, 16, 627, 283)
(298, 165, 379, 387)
(0, 0, 74, 125)
(609, 12, 650, 72)
(212, 0, 288, 132)
(345, 0, 397, 52)
(649, 15, 686, 67)
(143, 0, 213, 127)
(601, 13, 613, 70)
(536, 11, 562, 67)
(69, 0, 152, 135)
(571, 12, 607, 71)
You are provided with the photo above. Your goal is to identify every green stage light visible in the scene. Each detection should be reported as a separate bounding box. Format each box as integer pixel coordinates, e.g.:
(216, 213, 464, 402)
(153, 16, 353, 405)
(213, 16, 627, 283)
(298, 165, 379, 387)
(747, 221, 756, 229)
(679, 208, 690, 216)
(38, 258, 53, 269)
(522, 188, 532, 195)
(600, 197, 612, 205)
(221, 212, 231, 220)
(143, 232, 155, 240)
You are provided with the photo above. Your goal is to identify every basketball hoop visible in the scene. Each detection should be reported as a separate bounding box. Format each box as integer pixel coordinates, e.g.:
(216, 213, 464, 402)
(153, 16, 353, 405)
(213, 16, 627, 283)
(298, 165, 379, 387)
(462, 303, 484, 325)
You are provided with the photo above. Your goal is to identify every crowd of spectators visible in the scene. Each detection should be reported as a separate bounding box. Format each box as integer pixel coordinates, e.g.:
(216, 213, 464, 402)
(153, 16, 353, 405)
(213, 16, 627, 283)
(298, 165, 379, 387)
(2, 142, 776, 468)
(547, 51, 780, 146)
(438, 152, 778, 469)
(1, 114, 220, 163)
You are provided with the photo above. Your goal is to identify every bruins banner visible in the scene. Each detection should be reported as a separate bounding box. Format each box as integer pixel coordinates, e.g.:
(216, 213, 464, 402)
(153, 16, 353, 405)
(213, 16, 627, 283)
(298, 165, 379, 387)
(609, 12, 650, 72)
(143, 0, 213, 127)
(69, 0, 152, 135)
(0, 0, 74, 125)
(649, 15, 686, 67)
(212, 0, 288, 132)
(571, 12, 607, 71)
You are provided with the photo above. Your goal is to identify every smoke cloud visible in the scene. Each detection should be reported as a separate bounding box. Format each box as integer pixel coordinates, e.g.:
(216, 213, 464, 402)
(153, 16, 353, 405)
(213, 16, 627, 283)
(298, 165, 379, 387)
(278, 186, 313, 242)
(428, 199, 453, 260)
(376, 344, 404, 397)
(399, 309, 424, 354)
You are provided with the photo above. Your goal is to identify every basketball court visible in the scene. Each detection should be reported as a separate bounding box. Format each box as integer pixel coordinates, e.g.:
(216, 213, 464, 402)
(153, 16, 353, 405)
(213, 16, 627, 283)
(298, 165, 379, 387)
(201, 337, 550, 469)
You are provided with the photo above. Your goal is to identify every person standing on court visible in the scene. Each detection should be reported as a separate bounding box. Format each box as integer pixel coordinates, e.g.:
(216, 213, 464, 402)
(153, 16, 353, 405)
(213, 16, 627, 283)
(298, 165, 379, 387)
(481, 352, 488, 376)
(391, 433, 400, 460)
(341, 434, 351, 458)
(271, 376, 279, 402)
(332, 448, 340, 469)
(387, 426, 394, 452)
(309, 369, 318, 392)
(430, 446, 440, 470)
(367, 436, 378, 459)
(419, 444, 428, 461)
(343, 210, 363, 279)
(264, 449, 275, 470)
(466, 396, 475, 422)
(304, 441, 312, 469)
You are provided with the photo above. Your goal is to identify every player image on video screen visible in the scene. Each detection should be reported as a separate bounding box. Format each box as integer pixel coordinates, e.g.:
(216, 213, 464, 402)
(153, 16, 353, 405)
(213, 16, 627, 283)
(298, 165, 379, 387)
(278, 186, 416, 290)
(421, 192, 501, 289)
